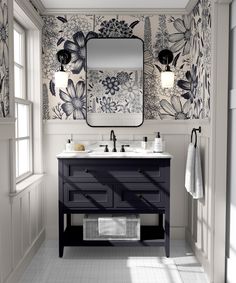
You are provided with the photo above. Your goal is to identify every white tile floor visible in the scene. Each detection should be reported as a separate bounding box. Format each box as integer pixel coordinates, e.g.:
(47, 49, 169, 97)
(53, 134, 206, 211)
(18, 240, 208, 283)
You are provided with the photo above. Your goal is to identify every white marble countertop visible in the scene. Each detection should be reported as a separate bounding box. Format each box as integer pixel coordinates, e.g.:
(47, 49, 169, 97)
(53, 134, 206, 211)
(56, 150, 172, 159)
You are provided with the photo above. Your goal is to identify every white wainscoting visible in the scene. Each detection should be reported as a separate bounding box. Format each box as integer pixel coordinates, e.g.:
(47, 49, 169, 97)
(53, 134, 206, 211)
(0, 124, 45, 283)
(227, 96, 236, 283)
(185, 130, 212, 278)
(43, 119, 210, 243)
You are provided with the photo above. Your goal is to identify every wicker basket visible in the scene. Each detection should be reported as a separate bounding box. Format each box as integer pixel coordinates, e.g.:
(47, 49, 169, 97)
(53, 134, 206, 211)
(83, 214, 140, 241)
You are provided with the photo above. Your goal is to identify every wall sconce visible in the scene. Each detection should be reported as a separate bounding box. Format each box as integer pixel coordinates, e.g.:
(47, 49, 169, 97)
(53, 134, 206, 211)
(55, 49, 71, 88)
(158, 49, 174, 89)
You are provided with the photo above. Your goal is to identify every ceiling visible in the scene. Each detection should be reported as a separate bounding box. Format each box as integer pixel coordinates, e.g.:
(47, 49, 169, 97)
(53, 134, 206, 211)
(40, 0, 190, 9)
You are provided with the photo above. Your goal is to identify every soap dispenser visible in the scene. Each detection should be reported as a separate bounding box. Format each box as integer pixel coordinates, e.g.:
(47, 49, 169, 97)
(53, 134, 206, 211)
(154, 132, 163, 153)
(65, 139, 72, 152)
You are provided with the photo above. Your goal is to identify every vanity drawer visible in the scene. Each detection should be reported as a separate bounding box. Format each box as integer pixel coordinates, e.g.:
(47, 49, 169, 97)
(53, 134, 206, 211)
(115, 183, 166, 209)
(64, 183, 113, 208)
(62, 159, 169, 183)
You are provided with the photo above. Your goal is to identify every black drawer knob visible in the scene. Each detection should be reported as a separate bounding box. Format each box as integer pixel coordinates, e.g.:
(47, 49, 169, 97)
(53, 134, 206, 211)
(138, 194, 143, 199)
(138, 169, 143, 173)
(84, 169, 89, 173)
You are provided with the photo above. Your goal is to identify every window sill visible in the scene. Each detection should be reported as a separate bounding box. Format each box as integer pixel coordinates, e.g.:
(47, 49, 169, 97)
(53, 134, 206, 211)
(10, 174, 44, 197)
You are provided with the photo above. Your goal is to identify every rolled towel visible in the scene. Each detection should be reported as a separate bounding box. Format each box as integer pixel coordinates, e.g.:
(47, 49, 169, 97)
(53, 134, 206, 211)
(192, 146, 203, 199)
(185, 143, 195, 194)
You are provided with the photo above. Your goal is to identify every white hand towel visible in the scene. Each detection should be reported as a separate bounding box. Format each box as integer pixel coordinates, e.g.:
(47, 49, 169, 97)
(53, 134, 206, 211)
(185, 143, 195, 194)
(192, 146, 203, 199)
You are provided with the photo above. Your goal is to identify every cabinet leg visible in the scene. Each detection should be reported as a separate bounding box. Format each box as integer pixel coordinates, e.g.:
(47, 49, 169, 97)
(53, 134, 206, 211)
(59, 202, 64, 258)
(165, 209, 170, 258)
(59, 244, 64, 257)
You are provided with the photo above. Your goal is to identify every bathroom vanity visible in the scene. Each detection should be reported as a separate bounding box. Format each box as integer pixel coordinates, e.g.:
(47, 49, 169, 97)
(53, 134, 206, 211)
(57, 152, 171, 257)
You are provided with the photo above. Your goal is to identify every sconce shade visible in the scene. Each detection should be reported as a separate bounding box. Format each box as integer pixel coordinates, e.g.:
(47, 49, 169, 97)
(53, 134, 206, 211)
(161, 69, 174, 88)
(158, 49, 174, 88)
(55, 49, 71, 88)
(55, 71, 69, 88)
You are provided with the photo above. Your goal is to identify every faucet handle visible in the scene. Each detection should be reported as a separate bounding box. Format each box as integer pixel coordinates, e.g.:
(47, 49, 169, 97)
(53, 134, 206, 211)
(120, 145, 130, 152)
(99, 144, 109, 152)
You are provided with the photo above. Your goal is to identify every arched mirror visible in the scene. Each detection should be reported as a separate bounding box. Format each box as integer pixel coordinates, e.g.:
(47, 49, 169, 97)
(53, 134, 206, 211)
(86, 38, 144, 127)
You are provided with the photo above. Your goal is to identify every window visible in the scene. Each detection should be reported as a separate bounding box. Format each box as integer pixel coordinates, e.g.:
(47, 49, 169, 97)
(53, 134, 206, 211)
(14, 22, 33, 181)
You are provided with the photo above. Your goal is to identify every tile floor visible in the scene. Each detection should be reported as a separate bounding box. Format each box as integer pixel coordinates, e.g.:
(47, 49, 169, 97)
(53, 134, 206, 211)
(18, 240, 208, 283)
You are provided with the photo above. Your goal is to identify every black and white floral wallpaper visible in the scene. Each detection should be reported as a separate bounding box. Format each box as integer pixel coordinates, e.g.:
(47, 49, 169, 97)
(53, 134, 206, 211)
(42, 0, 211, 120)
(87, 69, 143, 114)
(0, 0, 9, 118)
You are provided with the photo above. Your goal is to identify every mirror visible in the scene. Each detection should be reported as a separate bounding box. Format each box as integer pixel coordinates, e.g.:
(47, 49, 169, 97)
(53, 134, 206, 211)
(86, 38, 144, 127)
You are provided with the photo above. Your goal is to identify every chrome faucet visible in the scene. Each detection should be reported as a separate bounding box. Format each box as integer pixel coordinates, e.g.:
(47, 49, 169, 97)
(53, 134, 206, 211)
(110, 130, 117, 152)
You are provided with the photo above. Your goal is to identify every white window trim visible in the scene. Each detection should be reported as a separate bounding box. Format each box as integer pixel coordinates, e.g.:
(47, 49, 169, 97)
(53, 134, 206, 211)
(14, 21, 34, 183)
(14, 21, 27, 100)
(10, 0, 44, 194)
(15, 98, 33, 183)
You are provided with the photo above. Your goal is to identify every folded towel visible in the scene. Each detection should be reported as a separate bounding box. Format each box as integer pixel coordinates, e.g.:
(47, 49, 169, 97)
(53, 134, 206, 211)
(185, 143, 195, 194)
(98, 217, 126, 236)
(185, 143, 204, 199)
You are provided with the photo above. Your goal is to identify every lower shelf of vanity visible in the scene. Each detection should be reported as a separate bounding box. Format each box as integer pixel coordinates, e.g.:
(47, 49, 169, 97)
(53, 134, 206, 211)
(63, 225, 165, 246)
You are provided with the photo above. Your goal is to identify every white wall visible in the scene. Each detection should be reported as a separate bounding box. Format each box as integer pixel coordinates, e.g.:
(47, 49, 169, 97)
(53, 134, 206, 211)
(227, 1, 236, 281)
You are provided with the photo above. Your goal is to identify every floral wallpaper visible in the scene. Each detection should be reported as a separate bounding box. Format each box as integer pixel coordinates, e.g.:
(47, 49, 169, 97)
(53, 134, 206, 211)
(87, 69, 143, 114)
(0, 0, 9, 118)
(42, 0, 211, 120)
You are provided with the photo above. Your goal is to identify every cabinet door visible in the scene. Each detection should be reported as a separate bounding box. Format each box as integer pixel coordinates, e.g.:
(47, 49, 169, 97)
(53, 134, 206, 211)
(64, 183, 113, 208)
(114, 183, 167, 209)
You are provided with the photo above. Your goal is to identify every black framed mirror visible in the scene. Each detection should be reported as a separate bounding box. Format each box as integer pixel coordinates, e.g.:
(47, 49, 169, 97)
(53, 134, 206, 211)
(86, 38, 144, 127)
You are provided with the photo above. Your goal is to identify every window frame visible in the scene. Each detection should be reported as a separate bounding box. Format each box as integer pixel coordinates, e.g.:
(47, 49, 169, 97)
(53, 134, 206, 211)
(14, 21, 33, 183)
(14, 21, 27, 100)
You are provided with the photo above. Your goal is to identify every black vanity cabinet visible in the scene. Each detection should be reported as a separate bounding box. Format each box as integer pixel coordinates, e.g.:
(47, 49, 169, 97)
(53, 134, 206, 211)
(58, 157, 171, 257)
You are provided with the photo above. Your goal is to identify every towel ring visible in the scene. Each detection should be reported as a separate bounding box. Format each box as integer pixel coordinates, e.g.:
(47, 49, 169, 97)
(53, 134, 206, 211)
(191, 127, 201, 148)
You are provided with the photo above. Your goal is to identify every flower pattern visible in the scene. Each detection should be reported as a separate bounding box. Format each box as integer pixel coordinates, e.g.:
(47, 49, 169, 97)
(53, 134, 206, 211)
(159, 95, 190, 120)
(42, 48, 61, 79)
(0, 0, 8, 65)
(87, 69, 142, 114)
(42, 0, 211, 120)
(117, 71, 130, 85)
(59, 79, 86, 119)
(61, 15, 92, 39)
(42, 16, 58, 49)
(177, 65, 198, 103)
(121, 81, 140, 98)
(100, 96, 117, 113)
(102, 76, 120, 95)
(99, 18, 135, 37)
(169, 16, 192, 56)
(64, 31, 98, 74)
(0, 0, 9, 118)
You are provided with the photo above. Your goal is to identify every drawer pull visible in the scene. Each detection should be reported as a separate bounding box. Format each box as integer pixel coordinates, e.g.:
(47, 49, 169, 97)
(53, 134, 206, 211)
(84, 169, 89, 173)
(138, 194, 143, 199)
(138, 169, 143, 173)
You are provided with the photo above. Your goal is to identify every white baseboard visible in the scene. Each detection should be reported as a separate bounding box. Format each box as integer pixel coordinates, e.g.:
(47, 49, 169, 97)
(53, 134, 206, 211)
(5, 229, 45, 283)
(227, 257, 236, 283)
